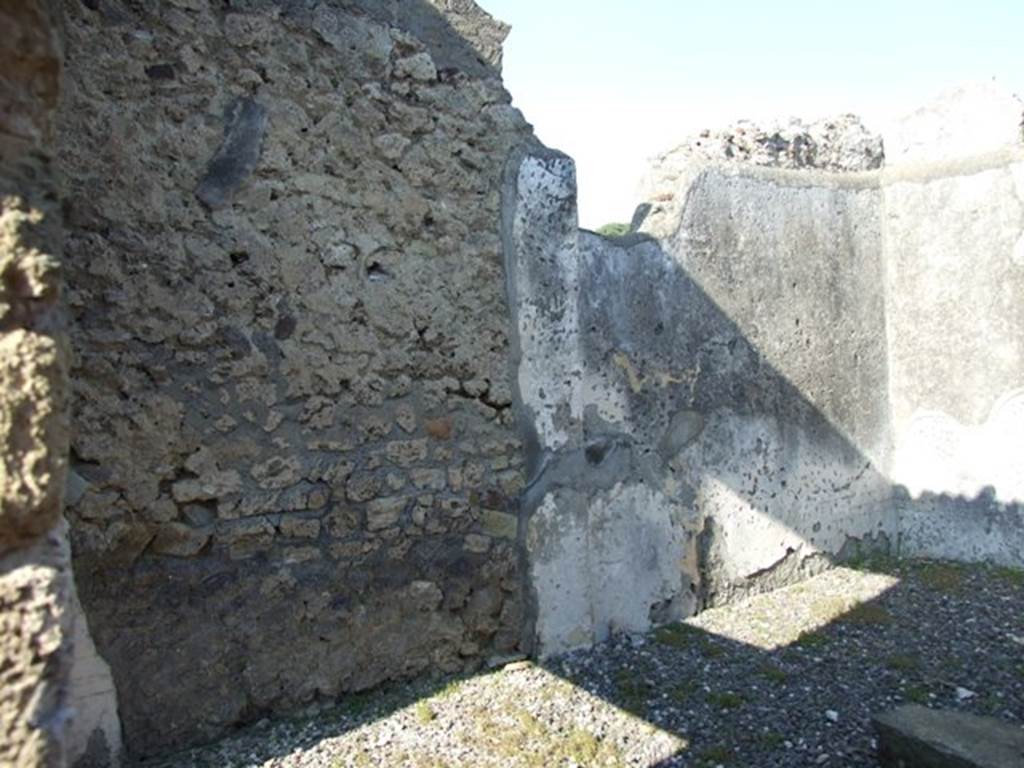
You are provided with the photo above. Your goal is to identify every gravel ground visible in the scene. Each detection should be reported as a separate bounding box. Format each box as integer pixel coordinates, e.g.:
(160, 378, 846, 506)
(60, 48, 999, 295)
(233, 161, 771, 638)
(143, 559, 1023, 768)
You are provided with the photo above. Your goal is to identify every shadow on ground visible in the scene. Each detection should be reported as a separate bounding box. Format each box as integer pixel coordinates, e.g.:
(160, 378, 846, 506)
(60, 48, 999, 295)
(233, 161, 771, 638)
(140, 558, 1023, 768)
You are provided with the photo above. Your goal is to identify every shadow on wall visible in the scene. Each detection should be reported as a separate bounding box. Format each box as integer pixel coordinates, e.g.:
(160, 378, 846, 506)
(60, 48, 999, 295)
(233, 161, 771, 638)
(575, 227, 895, 593)
(583, 226, 1024, 571)
(505, 149, 892, 654)
(137, 558, 1024, 767)
(504, 146, 1024, 658)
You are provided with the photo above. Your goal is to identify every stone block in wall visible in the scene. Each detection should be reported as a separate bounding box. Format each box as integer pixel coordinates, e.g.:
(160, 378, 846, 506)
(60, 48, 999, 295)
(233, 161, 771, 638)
(1, 141, 67, 551)
(0, 524, 73, 768)
(874, 704, 1024, 768)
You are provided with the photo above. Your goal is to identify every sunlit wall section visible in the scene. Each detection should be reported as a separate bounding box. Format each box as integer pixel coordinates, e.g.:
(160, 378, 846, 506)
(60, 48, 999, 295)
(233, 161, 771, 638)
(883, 83, 1024, 565)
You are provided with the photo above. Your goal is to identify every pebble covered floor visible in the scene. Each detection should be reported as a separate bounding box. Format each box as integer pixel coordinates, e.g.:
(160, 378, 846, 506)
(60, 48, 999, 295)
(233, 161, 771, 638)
(144, 559, 1023, 768)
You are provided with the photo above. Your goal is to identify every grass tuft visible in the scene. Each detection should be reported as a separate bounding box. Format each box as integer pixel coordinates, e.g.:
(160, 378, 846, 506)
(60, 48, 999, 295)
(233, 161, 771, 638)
(840, 602, 893, 625)
(885, 654, 920, 672)
(794, 631, 829, 649)
(759, 731, 785, 749)
(414, 701, 435, 725)
(916, 561, 967, 593)
(434, 677, 466, 700)
(843, 552, 899, 573)
(564, 728, 601, 764)
(653, 622, 697, 648)
(707, 691, 745, 710)
(339, 691, 374, 718)
(902, 684, 929, 704)
(669, 682, 693, 703)
(614, 669, 653, 713)
(700, 639, 725, 658)
(992, 565, 1024, 587)
(697, 745, 734, 765)
(596, 222, 631, 238)
(759, 663, 788, 683)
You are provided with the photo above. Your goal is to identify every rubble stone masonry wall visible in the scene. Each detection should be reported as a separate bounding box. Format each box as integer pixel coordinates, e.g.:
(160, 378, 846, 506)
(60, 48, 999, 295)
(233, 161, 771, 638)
(3, 0, 1022, 762)
(0, 1, 73, 765)
(58, 0, 533, 758)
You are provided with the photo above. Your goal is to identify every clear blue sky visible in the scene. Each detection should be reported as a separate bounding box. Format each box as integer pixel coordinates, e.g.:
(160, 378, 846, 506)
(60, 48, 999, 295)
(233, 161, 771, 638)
(478, 0, 1024, 226)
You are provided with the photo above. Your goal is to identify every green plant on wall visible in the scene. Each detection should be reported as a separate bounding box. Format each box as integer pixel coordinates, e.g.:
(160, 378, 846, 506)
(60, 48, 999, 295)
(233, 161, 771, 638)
(596, 222, 631, 237)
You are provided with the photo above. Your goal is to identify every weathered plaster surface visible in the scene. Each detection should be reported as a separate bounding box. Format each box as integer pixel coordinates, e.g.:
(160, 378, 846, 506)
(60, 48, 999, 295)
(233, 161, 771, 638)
(882, 85, 1024, 565)
(506, 154, 700, 656)
(511, 88, 1024, 656)
(507, 151, 583, 454)
(657, 169, 895, 602)
(507, 124, 895, 654)
(509, 117, 899, 654)
(66, 582, 121, 768)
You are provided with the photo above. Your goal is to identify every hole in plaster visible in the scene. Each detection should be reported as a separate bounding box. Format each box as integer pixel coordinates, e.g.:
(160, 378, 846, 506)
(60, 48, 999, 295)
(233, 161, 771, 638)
(584, 441, 610, 465)
(366, 261, 391, 281)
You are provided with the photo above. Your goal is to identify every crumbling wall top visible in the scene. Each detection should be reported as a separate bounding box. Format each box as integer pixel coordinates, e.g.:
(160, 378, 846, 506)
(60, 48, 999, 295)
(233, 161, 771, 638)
(650, 114, 884, 174)
(635, 114, 882, 241)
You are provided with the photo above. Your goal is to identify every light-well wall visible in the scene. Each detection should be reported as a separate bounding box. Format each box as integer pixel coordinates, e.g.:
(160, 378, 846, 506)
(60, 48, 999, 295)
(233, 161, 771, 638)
(509, 87, 1024, 656)
(884, 83, 1024, 565)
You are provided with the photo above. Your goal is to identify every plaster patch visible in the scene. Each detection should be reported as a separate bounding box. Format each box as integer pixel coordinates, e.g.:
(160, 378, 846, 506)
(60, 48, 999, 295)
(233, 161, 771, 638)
(611, 352, 644, 394)
(528, 483, 694, 656)
(67, 584, 123, 767)
(893, 390, 1024, 504)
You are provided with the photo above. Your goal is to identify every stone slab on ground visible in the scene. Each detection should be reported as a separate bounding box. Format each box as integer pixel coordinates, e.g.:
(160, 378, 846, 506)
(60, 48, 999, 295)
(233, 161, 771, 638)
(874, 704, 1024, 768)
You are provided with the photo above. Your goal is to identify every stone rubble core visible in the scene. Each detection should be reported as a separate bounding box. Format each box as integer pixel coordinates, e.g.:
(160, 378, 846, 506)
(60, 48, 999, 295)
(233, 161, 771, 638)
(1, 1, 73, 767)
(0, 0, 1022, 765)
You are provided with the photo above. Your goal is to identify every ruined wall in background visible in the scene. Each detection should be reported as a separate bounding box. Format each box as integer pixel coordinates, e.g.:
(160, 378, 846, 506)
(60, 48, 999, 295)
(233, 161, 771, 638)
(507, 121, 897, 657)
(0, 1, 72, 765)
(58, 0, 533, 757)
(883, 83, 1024, 566)
(635, 124, 895, 605)
(509, 94, 1024, 660)
(511, 96, 1024, 660)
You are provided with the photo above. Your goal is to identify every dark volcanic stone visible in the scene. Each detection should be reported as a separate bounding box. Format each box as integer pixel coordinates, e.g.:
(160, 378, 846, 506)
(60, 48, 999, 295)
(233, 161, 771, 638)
(195, 97, 267, 210)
